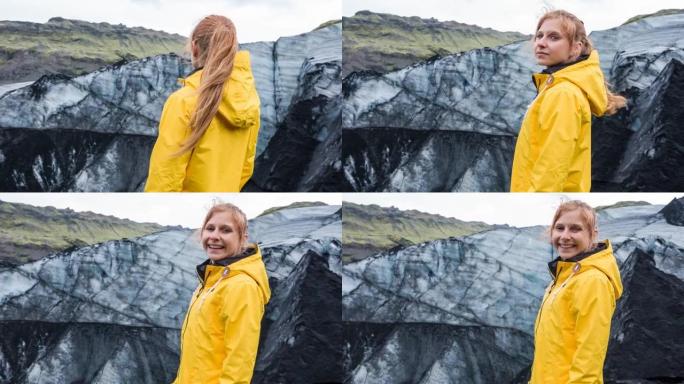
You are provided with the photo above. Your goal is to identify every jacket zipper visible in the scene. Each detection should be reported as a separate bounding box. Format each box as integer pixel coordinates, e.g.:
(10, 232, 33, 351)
(177, 268, 206, 378)
(533, 265, 580, 337)
(533, 280, 556, 338)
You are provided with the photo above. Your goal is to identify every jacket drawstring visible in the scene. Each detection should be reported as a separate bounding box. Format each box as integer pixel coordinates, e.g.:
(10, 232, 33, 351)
(198, 266, 231, 309)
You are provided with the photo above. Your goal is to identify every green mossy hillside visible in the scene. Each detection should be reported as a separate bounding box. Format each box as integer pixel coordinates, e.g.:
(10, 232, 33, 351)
(343, 202, 494, 263)
(0, 200, 168, 266)
(343, 10, 528, 77)
(622, 9, 683, 25)
(257, 201, 330, 217)
(0, 17, 186, 84)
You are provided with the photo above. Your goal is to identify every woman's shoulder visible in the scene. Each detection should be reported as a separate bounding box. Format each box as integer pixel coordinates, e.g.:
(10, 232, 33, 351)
(226, 273, 261, 289)
(571, 268, 613, 293)
(547, 81, 584, 98)
(163, 85, 197, 111)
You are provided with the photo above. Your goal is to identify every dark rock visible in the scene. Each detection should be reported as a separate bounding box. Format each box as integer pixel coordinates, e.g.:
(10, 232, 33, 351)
(660, 197, 684, 226)
(0, 321, 179, 383)
(593, 59, 684, 191)
(0, 128, 155, 191)
(343, 322, 533, 384)
(254, 250, 342, 383)
(247, 59, 342, 191)
(342, 127, 516, 191)
(605, 248, 684, 382)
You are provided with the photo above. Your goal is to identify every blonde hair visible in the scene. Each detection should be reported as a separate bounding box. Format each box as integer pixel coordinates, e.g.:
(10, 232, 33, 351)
(549, 200, 598, 248)
(201, 202, 248, 254)
(176, 15, 239, 155)
(536, 10, 626, 115)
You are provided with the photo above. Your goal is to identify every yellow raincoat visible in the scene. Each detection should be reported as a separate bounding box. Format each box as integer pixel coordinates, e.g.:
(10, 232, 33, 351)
(174, 245, 271, 384)
(511, 50, 608, 192)
(145, 50, 260, 192)
(530, 240, 623, 384)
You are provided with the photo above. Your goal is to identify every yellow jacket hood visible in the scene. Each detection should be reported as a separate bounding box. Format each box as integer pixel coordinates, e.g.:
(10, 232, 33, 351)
(196, 244, 272, 304)
(550, 240, 623, 300)
(182, 51, 260, 131)
(530, 239, 622, 384)
(533, 50, 608, 117)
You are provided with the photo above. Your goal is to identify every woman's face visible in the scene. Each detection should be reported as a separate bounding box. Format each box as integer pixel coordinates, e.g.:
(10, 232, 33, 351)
(201, 211, 244, 261)
(534, 18, 579, 67)
(551, 209, 594, 260)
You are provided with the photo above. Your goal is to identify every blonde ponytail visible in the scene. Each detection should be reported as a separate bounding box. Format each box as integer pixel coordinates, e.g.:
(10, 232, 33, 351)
(176, 15, 238, 156)
(605, 90, 627, 116)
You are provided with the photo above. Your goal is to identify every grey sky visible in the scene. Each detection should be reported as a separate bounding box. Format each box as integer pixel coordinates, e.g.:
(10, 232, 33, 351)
(344, 193, 681, 228)
(2, 0, 341, 43)
(0, 193, 341, 228)
(343, 0, 682, 34)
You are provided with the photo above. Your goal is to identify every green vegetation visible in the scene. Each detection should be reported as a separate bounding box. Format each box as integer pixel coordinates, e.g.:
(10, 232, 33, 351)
(0, 17, 186, 83)
(594, 201, 651, 211)
(343, 202, 493, 263)
(343, 10, 528, 76)
(257, 201, 329, 217)
(622, 9, 684, 25)
(314, 19, 341, 31)
(0, 200, 167, 266)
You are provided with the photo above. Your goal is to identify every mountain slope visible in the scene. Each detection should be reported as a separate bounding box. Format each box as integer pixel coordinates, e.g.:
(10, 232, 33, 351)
(343, 10, 527, 76)
(0, 17, 186, 84)
(0, 200, 166, 266)
(343, 202, 493, 262)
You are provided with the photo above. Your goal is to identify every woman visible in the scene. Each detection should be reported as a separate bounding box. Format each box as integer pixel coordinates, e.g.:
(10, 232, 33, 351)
(174, 203, 271, 383)
(510, 10, 626, 192)
(145, 15, 260, 192)
(530, 200, 622, 383)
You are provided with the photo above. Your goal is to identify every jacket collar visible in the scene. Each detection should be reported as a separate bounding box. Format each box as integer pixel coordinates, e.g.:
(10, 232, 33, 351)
(547, 241, 608, 278)
(541, 53, 590, 75)
(196, 245, 258, 284)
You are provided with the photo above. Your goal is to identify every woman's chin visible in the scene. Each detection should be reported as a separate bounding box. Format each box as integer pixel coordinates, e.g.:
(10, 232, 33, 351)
(207, 252, 228, 261)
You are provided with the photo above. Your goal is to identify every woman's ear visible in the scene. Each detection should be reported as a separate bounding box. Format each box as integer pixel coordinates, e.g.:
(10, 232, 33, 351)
(190, 40, 199, 65)
(571, 41, 583, 59)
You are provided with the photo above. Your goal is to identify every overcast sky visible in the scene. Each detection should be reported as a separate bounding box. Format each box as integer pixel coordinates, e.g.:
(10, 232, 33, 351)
(344, 0, 682, 34)
(344, 193, 681, 227)
(0, 193, 341, 228)
(2, 0, 341, 43)
(1, 192, 680, 229)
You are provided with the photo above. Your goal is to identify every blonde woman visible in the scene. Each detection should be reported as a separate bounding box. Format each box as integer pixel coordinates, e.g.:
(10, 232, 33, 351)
(530, 200, 622, 383)
(511, 10, 626, 192)
(174, 203, 270, 383)
(145, 15, 260, 191)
